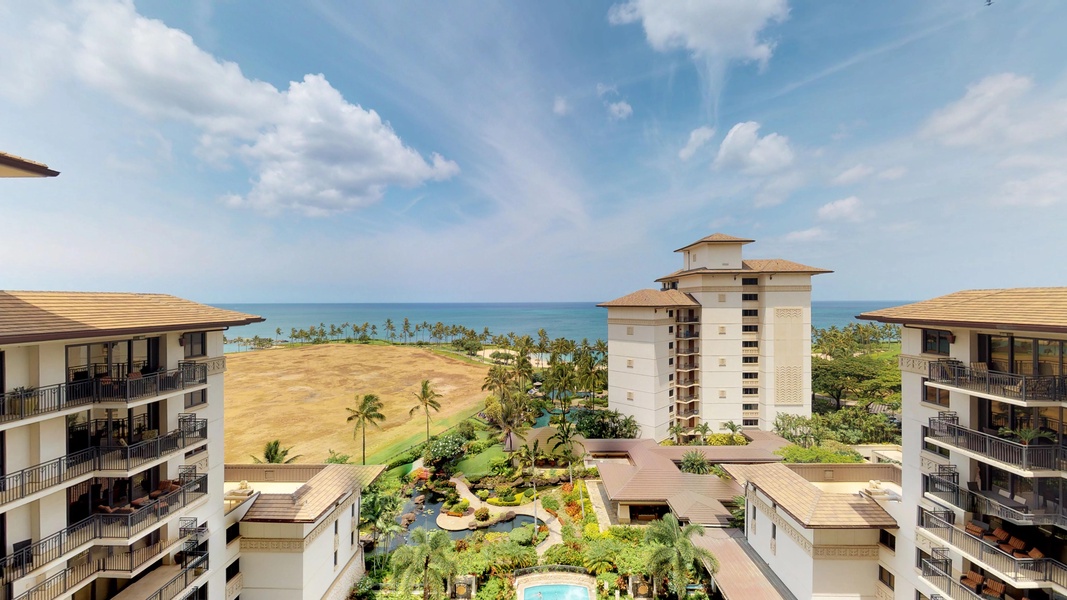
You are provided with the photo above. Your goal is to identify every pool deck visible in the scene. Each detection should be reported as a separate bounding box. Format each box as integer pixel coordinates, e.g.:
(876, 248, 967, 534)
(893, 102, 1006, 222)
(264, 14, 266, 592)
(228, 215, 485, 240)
(437, 477, 563, 554)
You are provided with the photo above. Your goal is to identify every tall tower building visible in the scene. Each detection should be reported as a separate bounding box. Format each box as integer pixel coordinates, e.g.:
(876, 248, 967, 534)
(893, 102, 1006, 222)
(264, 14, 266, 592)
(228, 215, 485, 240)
(599, 233, 831, 441)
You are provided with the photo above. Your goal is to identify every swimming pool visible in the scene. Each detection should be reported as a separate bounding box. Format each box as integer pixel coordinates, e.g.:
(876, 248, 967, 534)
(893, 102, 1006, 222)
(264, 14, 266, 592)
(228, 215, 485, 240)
(523, 584, 591, 600)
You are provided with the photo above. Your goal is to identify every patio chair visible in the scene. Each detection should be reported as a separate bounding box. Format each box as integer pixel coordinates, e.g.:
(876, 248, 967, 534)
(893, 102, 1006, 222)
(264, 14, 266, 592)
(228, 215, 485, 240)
(1016, 546, 1044, 560)
(982, 579, 1006, 599)
(998, 536, 1026, 555)
(961, 570, 984, 592)
(966, 521, 989, 537)
(983, 527, 1010, 544)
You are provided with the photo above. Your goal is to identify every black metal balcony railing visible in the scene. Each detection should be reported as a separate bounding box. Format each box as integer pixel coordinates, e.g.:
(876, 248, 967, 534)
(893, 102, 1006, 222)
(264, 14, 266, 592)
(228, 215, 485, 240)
(929, 361, 1066, 402)
(0, 363, 207, 425)
(675, 378, 698, 387)
(921, 554, 984, 600)
(927, 413, 1060, 470)
(676, 409, 699, 418)
(675, 345, 699, 355)
(149, 552, 209, 600)
(923, 474, 1035, 525)
(919, 509, 1067, 588)
(676, 394, 698, 402)
(0, 417, 207, 507)
(675, 316, 699, 323)
(676, 329, 699, 339)
(2, 477, 207, 589)
(676, 362, 699, 371)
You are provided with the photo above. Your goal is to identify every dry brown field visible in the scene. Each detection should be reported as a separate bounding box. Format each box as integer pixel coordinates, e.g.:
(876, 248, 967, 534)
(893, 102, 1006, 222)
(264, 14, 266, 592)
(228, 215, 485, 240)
(223, 344, 489, 464)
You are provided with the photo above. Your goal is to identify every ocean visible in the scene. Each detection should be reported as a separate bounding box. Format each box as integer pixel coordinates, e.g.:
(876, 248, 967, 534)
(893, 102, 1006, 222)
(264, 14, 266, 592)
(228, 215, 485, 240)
(217, 300, 908, 351)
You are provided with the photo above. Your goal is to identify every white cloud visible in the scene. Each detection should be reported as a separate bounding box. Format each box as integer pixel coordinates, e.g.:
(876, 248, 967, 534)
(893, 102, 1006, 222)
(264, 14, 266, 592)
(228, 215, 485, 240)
(608, 0, 788, 68)
(553, 96, 570, 116)
(877, 166, 907, 180)
(919, 73, 1067, 147)
(754, 171, 804, 207)
(714, 121, 793, 175)
(596, 83, 618, 97)
(1000, 171, 1067, 207)
(3, 0, 458, 216)
(817, 196, 862, 221)
(783, 227, 824, 242)
(830, 164, 873, 186)
(678, 126, 715, 160)
(607, 100, 633, 121)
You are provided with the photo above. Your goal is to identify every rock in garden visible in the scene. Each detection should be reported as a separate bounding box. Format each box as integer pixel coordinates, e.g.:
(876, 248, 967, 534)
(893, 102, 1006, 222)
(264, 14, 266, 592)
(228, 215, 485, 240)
(502, 511, 516, 522)
(413, 495, 425, 504)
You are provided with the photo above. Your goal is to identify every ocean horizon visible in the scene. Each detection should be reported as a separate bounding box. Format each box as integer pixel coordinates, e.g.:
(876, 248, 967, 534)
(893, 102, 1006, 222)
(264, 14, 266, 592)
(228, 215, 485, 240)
(217, 300, 909, 351)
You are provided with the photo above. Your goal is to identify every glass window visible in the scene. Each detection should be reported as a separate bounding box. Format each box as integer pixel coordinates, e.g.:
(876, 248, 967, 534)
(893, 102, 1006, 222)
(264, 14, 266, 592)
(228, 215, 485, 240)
(743, 372, 759, 379)
(183, 332, 206, 358)
(879, 530, 896, 551)
(1038, 340, 1061, 376)
(922, 380, 949, 407)
(922, 329, 952, 355)
(921, 426, 950, 457)
(742, 277, 758, 285)
(1015, 338, 1035, 375)
(990, 335, 1011, 372)
(185, 389, 207, 409)
(742, 325, 759, 333)
(742, 293, 758, 301)
(743, 356, 759, 363)
(742, 341, 759, 348)
(743, 418, 758, 426)
(878, 566, 895, 589)
(742, 309, 758, 317)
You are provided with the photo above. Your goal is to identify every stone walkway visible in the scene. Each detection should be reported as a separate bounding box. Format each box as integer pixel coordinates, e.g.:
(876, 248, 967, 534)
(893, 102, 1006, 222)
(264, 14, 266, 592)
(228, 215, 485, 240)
(436, 477, 562, 555)
(584, 480, 617, 532)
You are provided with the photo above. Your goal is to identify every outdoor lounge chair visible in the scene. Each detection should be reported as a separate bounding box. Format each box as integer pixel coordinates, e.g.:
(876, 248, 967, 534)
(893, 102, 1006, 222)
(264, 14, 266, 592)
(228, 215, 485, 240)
(966, 522, 988, 538)
(961, 570, 984, 592)
(1016, 547, 1044, 560)
(982, 578, 1005, 599)
(983, 527, 1010, 544)
(999, 536, 1026, 555)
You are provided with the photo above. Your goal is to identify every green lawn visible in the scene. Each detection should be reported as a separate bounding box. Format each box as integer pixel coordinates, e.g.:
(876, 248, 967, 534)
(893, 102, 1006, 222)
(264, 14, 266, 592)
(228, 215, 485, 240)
(365, 409, 483, 465)
(456, 444, 507, 476)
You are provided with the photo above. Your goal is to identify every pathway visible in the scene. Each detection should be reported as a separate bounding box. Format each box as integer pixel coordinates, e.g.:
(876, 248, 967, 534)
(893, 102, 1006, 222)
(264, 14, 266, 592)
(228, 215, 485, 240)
(584, 480, 616, 531)
(436, 477, 562, 555)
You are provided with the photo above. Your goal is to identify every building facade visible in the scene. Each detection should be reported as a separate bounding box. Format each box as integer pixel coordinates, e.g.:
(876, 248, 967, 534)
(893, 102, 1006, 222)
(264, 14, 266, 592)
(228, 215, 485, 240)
(862, 288, 1067, 600)
(0, 291, 261, 600)
(599, 234, 830, 441)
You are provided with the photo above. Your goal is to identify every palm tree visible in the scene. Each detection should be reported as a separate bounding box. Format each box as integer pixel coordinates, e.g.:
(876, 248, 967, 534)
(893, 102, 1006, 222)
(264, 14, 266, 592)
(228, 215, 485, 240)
(584, 542, 616, 575)
(410, 379, 442, 443)
(694, 422, 712, 444)
(372, 505, 403, 572)
(549, 419, 584, 463)
(667, 422, 686, 444)
(482, 365, 512, 399)
(251, 440, 301, 464)
(390, 527, 457, 600)
(346, 394, 386, 465)
(679, 450, 711, 474)
(645, 514, 719, 599)
(484, 392, 530, 452)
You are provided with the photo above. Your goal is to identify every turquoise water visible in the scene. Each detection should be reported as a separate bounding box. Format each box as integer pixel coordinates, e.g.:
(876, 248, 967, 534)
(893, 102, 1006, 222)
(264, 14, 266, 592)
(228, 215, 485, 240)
(523, 584, 590, 600)
(217, 301, 907, 352)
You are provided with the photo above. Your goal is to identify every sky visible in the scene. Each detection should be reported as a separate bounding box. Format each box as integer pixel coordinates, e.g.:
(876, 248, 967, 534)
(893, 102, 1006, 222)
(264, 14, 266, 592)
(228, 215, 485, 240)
(2, 0, 1066, 303)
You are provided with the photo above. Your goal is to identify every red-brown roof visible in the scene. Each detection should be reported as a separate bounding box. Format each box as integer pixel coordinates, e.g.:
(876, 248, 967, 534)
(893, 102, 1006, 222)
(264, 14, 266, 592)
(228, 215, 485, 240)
(674, 233, 755, 252)
(597, 289, 699, 308)
(0, 151, 59, 177)
(655, 259, 832, 282)
(0, 291, 264, 345)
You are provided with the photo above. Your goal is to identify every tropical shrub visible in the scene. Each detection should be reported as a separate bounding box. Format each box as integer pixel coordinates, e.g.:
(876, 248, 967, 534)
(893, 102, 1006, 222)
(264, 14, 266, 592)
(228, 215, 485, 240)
(540, 495, 560, 511)
(701, 433, 748, 446)
(422, 433, 468, 470)
(457, 420, 478, 440)
(475, 507, 490, 521)
(541, 543, 585, 567)
(476, 490, 490, 501)
(487, 496, 522, 507)
(679, 450, 711, 474)
(455, 499, 470, 512)
(508, 524, 534, 545)
(583, 522, 601, 540)
(607, 525, 643, 544)
(774, 443, 864, 463)
(523, 487, 535, 498)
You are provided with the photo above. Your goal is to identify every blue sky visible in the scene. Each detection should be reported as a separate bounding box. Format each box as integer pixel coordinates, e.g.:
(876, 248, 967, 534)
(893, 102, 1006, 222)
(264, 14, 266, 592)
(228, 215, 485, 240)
(3, 1, 1066, 303)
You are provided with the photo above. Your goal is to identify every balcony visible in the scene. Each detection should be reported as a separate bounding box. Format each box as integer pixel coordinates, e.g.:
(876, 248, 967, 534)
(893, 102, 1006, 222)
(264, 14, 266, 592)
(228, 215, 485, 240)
(927, 413, 1061, 472)
(676, 393, 698, 403)
(0, 478, 208, 585)
(0, 363, 207, 426)
(675, 377, 699, 387)
(676, 329, 699, 339)
(676, 316, 699, 324)
(0, 417, 207, 509)
(919, 509, 1067, 590)
(12, 520, 203, 600)
(676, 345, 699, 356)
(928, 361, 1066, 404)
(923, 473, 1064, 529)
(676, 361, 699, 372)
(676, 409, 699, 418)
(921, 552, 986, 600)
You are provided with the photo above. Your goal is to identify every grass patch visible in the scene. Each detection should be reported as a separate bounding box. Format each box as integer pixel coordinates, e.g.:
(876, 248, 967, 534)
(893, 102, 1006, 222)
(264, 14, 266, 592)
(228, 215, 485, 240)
(455, 444, 507, 476)
(365, 409, 484, 465)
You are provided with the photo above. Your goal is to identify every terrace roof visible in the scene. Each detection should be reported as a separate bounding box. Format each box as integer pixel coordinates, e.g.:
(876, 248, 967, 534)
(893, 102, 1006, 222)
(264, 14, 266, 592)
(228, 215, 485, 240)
(0, 291, 264, 345)
(597, 289, 699, 308)
(655, 259, 833, 282)
(858, 287, 1067, 335)
(234, 464, 385, 523)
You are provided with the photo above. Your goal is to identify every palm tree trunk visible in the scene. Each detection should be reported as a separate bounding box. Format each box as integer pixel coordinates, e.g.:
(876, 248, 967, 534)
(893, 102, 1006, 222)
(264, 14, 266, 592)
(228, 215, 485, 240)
(362, 423, 367, 465)
(426, 411, 430, 443)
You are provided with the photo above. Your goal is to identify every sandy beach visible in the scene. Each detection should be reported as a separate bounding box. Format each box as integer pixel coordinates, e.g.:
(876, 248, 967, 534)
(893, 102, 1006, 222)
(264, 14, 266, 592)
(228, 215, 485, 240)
(223, 343, 490, 464)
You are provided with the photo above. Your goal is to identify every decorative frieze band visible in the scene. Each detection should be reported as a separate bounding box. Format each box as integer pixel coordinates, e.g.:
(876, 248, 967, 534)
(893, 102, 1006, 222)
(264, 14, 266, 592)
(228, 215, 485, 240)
(812, 545, 881, 559)
(200, 356, 227, 376)
(748, 489, 813, 555)
(606, 318, 677, 326)
(898, 354, 930, 376)
(749, 489, 883, 560)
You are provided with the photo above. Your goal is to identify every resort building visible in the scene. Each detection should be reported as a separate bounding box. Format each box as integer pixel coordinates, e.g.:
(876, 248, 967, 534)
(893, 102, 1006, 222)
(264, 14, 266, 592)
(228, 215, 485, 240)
(860, 288, 1067, 600)
(599, 233, 830, 441)
(724, 462, 906, 600)
(222, 463, 384, 600)
(0, 291, 262, 600)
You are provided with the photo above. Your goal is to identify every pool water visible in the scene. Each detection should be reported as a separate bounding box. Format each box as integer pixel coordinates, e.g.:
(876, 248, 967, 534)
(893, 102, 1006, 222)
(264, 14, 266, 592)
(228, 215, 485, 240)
(523, 584, 590, 600)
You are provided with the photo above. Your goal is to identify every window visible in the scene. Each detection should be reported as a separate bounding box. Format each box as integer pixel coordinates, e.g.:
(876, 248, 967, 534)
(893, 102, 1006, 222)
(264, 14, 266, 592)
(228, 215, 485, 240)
(184, 389, 207, 409)
(668, 358, 674, 365)
(183, 332, 206, 358)
(352, 504, 356, 517)
(742, 309, 758, 317)
(743, 403, 758, 411)
(743, 372, 759, 379)
(668, 374, 674, 381)
(743, 387, 759, 395)
(921, 426, 950, 457)
(668, 310, 674, 317)
(226, 523, 240, 544)
(352, 530, 355, 545)
(916, 548, 931, 570)
(742, 325, 759, 333)
(878, 566, 895, 590)
(335, 521, 339, 534)
(923, 329, 952, 355)
(743, 418, 758, 426)
(668, 342, 674, 349)
(916, 593, 930, 600)
(742, 356, 758, 364)
(742, 341, 759, 348)
(742, 277, 758, 285)
(718, 326, 726, 335)
(668, 389, 674, 397)
(669, 405, 674, 413)
(226, 559, 240, 582)
(334, 550, 338, 567)
(879, 530, 896, 551)
(742, 293, 758, 301)
(668, 326, 674, 333)
(718, 358, 726, 367)
(922, 379, 949, 407)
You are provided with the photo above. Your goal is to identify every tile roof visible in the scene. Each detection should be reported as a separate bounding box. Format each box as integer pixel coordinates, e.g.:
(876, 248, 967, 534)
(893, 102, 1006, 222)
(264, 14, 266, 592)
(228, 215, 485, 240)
(0, 291, 264, 345)
(597, 289, 699, 308)
(667, 490, 730, 526)
(723, 463, 897, 529)
(674, 233, 755, 252)
(241, 464, 386, 523)
(0, 151, 59, 177)
(691, 529, 798, 600)
(655, 259, 832, 282)
(857, 288, 1067, 334)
